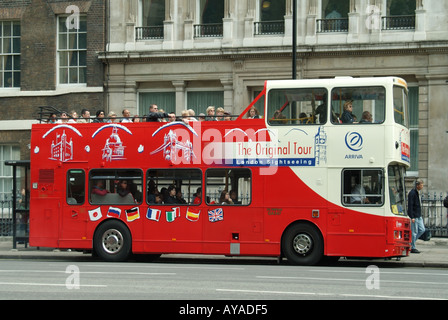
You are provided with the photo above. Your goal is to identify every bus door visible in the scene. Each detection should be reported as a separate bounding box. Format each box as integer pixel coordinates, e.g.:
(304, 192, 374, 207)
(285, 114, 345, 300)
(60, 169, 87, 244)
(30, 168, 60, 247)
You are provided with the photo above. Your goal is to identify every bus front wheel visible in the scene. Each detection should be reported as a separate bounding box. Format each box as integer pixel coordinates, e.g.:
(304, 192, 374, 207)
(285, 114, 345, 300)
(282, 223, 323, 266)
(93, 220, 132, 262)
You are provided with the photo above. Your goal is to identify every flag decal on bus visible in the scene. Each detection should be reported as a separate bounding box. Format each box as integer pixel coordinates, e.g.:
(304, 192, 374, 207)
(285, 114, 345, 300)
(107, 207, 121, 218)
(126, 207, 140, 222)
(186, 208, 200, 222)
(166, 207, 181, 222)
(146, 208, 161, 221)
(88, 207, 102, 222)
(208, 208, 223, 222)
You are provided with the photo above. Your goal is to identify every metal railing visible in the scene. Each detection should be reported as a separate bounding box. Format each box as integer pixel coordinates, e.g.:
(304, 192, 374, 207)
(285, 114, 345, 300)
(421, 192, 448, 237)
(135, 26, 164, 40)
(194, 23, 223, 38)
(0, 200, 13, 236)
(382, 15, 415, 30)
(254, 21, 285, 35)
(316, 18, 349, 33)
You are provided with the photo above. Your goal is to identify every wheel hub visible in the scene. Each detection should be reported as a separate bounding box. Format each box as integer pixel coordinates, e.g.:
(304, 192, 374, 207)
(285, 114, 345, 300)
(293, 234, 313, 255)
(102, 229, 123, 254)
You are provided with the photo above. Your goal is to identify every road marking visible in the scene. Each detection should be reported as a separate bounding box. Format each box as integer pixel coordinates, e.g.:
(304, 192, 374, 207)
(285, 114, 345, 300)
(256, 275, 448, 286)
(216, 289, 446, 300)
(0, 270, 176, 276)
(0, 282, 107, 288)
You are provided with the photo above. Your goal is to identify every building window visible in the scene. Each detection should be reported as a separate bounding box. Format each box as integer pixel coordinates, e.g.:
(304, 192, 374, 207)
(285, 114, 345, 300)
(187, 91, 224, 117)
(0, 21, 20, 88)
(317, 0, 349, 33)
(136, 0, 165, 40)
(255, 0, 285, 35)
(194, 0, 224, 38)
(57, 16, 87, 85)
(383, 0, 416, 30)
(0, 145, 21, 201)
(408, 87, 419, 173)
(139, 92, 175, 117)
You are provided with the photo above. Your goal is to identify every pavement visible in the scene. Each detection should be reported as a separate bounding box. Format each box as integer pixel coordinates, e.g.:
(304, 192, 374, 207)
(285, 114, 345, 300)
(0, 237, 448, 268)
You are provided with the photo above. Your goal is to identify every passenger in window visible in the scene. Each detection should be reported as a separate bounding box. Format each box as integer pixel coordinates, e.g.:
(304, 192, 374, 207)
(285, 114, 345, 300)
(350, 181, 370, 205)
(341, 100, 356, 124)
(271, 110, 287, 124)
(117, 180, 131, 197)
(219, 190, 234, 205)
(314, 93, 327, 124)
(176, 189, 187, 204)
(299, 112, 308, 124)
(229, 190, 241, 205)
(359, 111, 373, 124)
(193, 187, 202, 204)
(164, 185, 178, 204)
(92, 180, 109, 196)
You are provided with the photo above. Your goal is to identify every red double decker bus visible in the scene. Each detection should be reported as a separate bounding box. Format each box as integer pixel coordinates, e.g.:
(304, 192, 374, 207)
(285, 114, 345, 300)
(29, 77, 411, 265)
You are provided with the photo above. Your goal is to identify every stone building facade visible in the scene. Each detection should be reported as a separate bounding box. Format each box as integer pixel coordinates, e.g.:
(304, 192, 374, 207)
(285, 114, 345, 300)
(102, 0, 448, 190)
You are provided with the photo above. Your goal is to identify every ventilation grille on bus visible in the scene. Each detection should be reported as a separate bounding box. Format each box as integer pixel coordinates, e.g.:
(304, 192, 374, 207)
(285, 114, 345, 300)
(39, 169, 54, 184)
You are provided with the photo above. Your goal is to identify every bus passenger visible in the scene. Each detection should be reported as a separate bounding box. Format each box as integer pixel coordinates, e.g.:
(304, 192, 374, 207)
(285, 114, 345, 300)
(272, 110, 287, 124)
(216, 107, 225, 121)
(359, 111, 373, 123)
(219, 190, 233, 205)
(146, 104, 168, 122)
(229, 190, 241, 204)
(92, 180, 109, 196)
(341, 100, 355, 124)
(165, 185, 178, 204)
(193, 187, 202, 204)
(246, 106, 260, 119)
(117, 180, 130, 197)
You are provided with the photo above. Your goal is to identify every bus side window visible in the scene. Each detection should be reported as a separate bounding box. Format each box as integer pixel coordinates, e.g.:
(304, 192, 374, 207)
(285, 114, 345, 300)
(267, 88, 328, 125)
(146, 169, 202, 205)
(342, 169, 383, 206)
(67, 169, 85, 205)
(205, 168, 251, 205)
(89, 169, 143, 205)
(331, 86, 386, 124)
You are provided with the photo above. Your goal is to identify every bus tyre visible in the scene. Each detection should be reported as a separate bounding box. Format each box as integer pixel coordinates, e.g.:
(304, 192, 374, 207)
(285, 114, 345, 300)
(93, 220, 132, 262)
(282, 223, 323, 266)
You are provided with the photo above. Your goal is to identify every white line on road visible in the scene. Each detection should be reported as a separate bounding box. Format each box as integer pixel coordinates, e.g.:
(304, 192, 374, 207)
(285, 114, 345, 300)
(0, 282, 107, 288)
(216, 289, 446, 300)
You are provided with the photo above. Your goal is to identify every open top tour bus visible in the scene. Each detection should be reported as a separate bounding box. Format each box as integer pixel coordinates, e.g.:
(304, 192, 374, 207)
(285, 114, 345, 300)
(29, 77, 411, 265)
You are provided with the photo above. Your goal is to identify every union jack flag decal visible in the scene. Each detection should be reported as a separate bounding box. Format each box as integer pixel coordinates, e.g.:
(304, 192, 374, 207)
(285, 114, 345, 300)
(208, 208, 223, 222)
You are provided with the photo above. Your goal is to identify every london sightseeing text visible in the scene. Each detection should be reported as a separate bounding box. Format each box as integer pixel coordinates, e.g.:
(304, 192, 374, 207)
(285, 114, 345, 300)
(29, 77, 411, 265)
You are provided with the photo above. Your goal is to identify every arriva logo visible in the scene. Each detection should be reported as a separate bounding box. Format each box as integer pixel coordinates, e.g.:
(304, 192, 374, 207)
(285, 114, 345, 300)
(345, 132, 363, 152)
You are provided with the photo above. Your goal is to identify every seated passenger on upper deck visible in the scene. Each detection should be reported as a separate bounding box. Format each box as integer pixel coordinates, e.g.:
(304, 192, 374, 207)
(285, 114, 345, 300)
(341, 100, 356, 124)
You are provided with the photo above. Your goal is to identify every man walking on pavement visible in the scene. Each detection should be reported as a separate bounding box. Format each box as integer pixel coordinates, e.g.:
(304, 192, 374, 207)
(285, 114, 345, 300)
(408, 178, 426, 253)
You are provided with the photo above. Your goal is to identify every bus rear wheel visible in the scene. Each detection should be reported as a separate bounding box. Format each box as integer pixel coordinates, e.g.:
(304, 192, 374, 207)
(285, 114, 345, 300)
(93, 220, 132, 262)
(282, 223, 323, 266)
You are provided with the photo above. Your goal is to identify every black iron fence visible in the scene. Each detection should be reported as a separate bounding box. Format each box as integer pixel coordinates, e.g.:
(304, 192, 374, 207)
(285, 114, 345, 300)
(421, 192, 448, 237)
